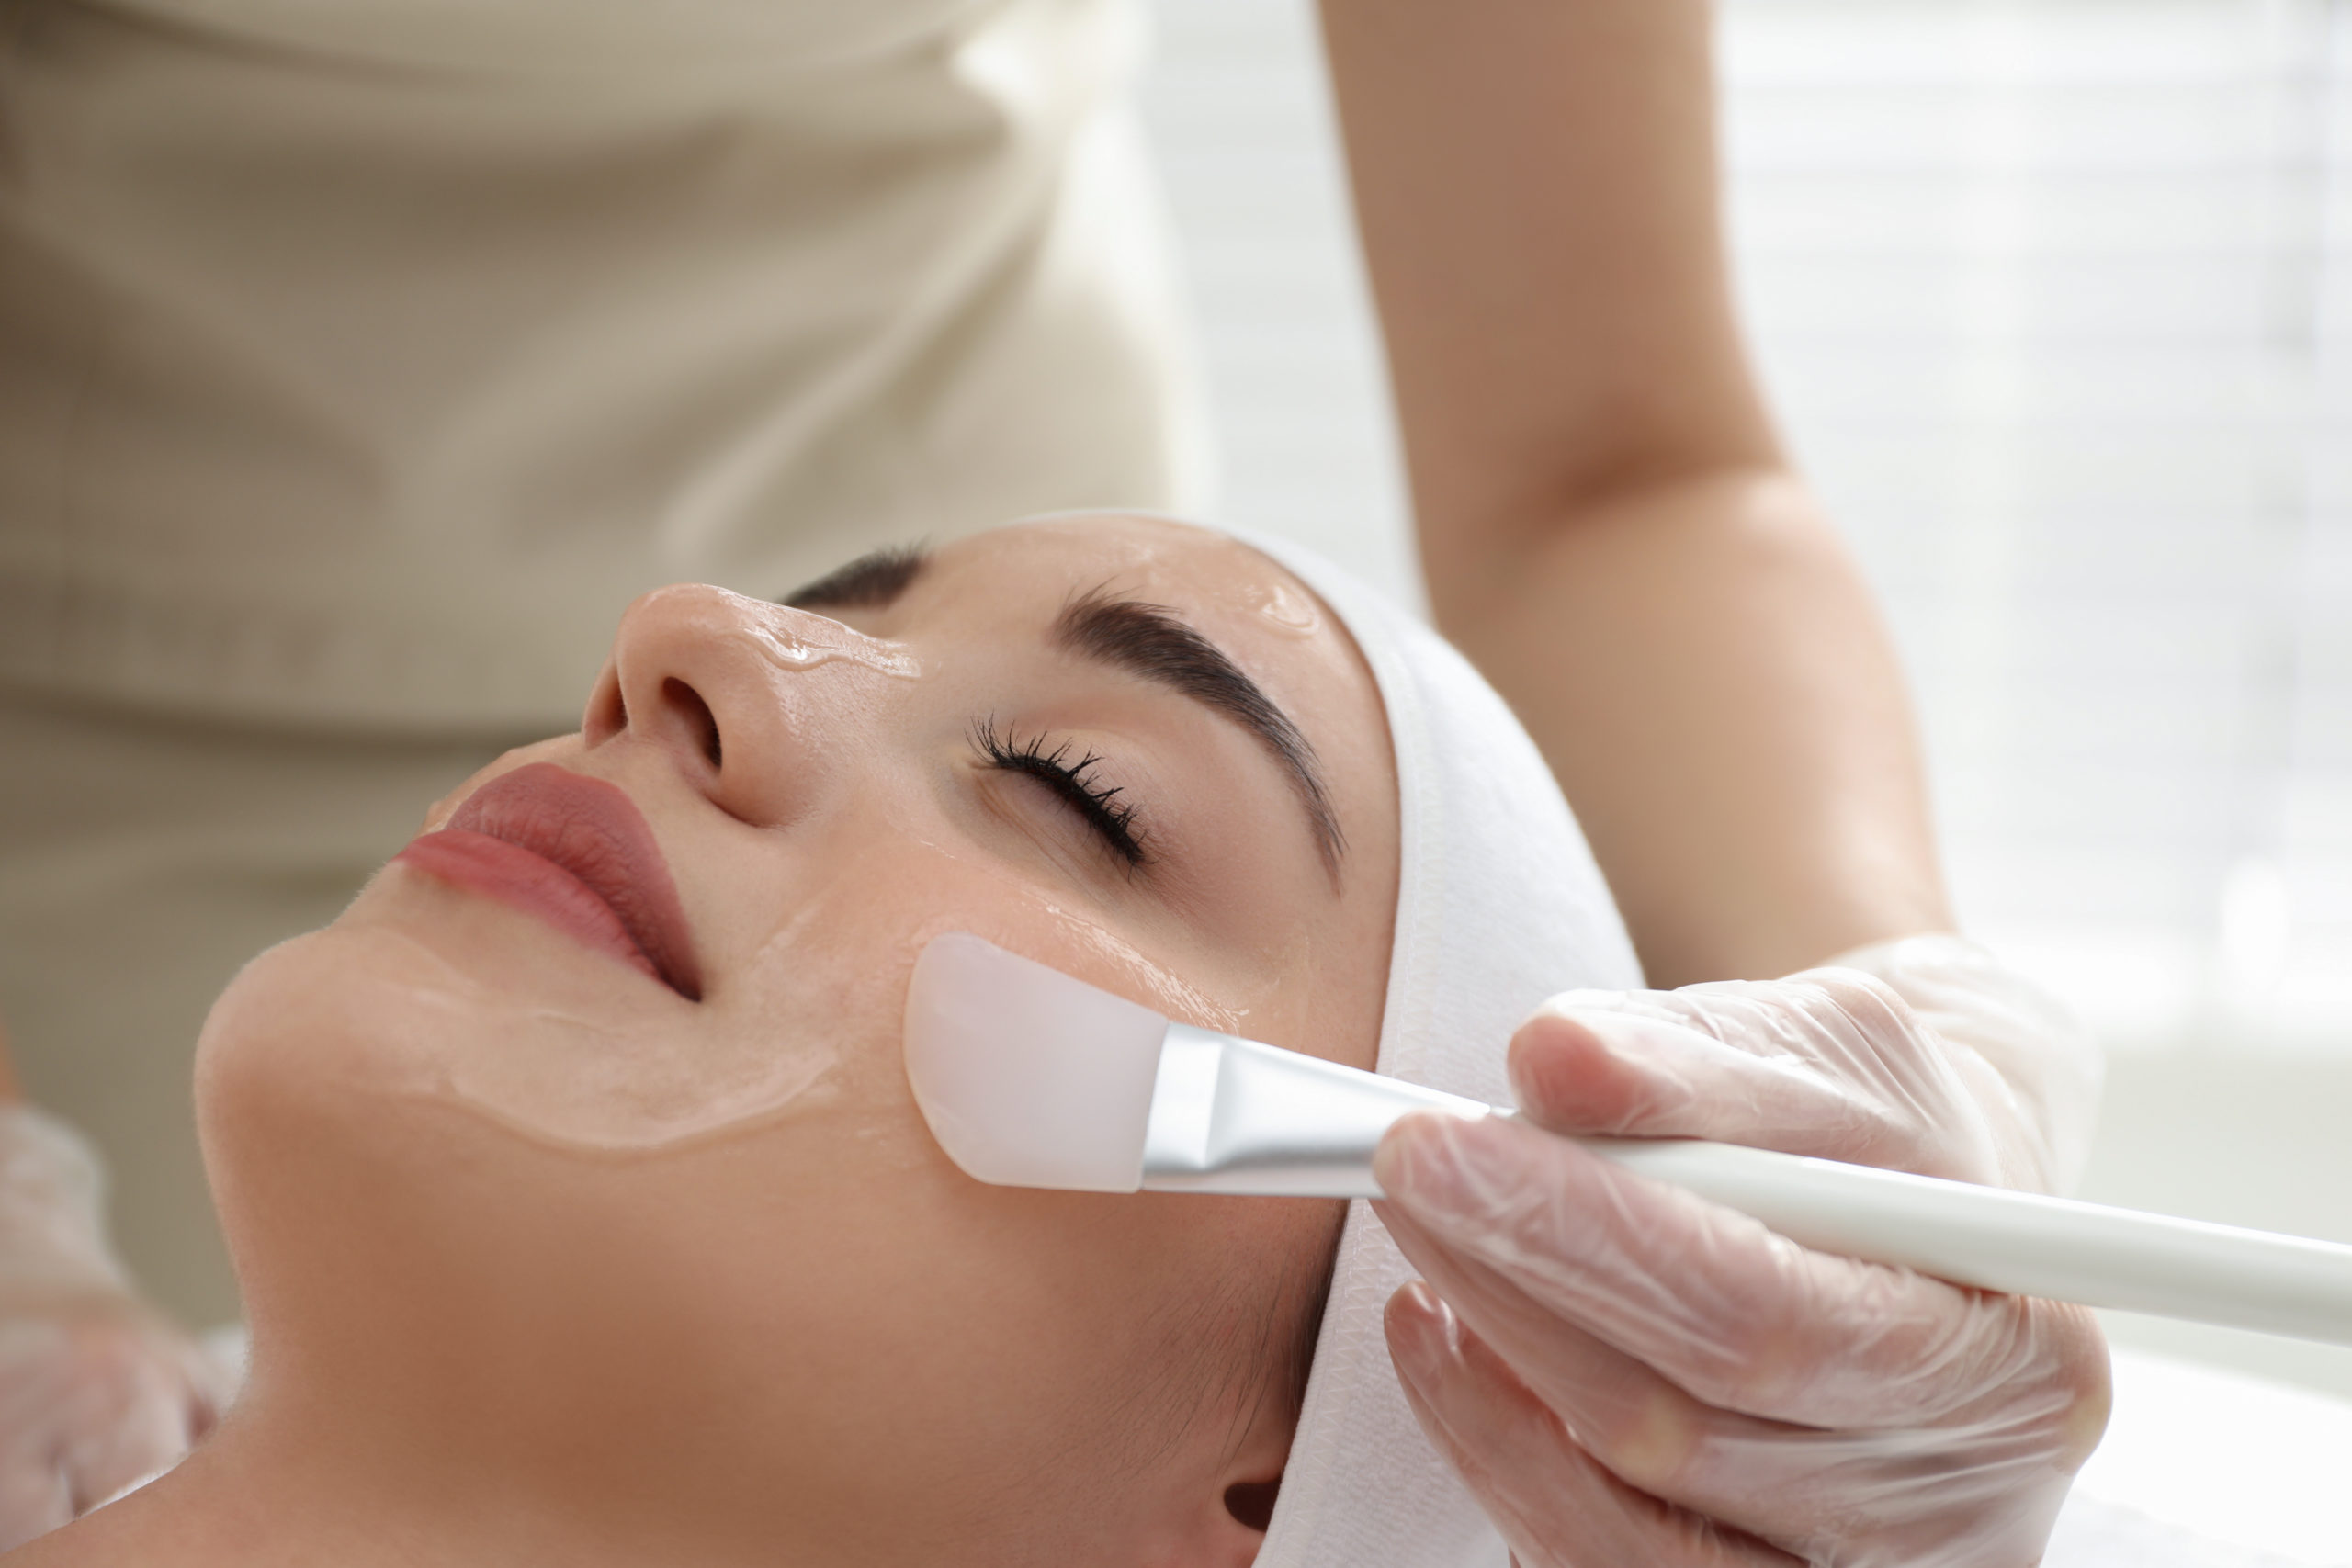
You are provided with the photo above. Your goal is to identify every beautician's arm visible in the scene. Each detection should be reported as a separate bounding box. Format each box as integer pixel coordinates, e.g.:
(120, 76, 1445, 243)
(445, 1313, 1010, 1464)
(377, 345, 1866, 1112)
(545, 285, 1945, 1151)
(1325, 6, 2110, 1563)
(1320, 0, 1948, 987)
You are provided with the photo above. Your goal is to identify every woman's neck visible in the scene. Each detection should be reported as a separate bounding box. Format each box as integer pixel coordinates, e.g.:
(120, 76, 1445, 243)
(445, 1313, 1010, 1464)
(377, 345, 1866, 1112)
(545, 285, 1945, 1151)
(4, 1398, 842, 1568)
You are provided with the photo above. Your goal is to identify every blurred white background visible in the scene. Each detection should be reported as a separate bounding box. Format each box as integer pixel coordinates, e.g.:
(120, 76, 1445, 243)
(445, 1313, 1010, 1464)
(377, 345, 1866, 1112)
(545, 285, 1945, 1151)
(1141, 0, 2352, 1400)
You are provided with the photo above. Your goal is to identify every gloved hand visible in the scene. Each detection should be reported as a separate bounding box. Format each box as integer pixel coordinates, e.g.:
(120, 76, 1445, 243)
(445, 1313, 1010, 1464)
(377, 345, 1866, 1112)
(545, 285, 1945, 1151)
(1372, 933, 2113, 1567)
(0, 1105, 226, 1546)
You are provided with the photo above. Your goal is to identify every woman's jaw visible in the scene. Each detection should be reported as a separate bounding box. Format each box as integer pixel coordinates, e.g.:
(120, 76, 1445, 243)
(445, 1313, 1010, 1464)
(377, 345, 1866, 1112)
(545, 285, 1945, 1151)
(167, 515, 1401, 1566)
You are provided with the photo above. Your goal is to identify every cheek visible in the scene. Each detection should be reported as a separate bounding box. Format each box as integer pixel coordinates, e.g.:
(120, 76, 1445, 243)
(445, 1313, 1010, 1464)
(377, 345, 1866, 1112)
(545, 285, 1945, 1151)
(709, 795, 1303, 1064)
(670, 1135, 1325, 1515)
(199, 828, 1337, 1529)
(272, 799, 1308, 1169)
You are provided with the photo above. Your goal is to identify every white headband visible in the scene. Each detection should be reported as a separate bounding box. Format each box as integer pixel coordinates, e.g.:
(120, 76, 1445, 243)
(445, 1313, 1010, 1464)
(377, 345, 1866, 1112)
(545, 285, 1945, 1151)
(1237, 531, 1644, 1566)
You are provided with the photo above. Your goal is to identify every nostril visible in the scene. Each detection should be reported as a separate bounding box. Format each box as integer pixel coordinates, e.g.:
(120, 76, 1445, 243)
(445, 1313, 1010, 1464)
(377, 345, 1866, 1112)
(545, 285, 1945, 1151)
(582, 665, 628, 746)
(663, 677, 722, 770)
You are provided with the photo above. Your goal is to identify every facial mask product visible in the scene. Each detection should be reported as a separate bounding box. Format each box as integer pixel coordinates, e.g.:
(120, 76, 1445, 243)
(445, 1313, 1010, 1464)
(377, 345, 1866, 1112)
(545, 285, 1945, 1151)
(902, 931, 2352, 1347)
(268, 923, 848, 1157)
(1240, 580, 1321, 637)
(746, 617, 922, 680)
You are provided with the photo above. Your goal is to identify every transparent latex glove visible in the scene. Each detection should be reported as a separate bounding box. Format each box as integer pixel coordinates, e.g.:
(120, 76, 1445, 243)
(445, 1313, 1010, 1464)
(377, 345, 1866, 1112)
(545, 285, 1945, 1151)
(1371, 934, 2113, 1568)
(0, 1106, 225, 1546)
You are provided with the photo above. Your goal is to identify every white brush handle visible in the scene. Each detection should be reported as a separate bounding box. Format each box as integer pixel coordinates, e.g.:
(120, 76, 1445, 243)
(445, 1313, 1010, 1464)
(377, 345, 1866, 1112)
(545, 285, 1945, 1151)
(1132, 1029, 2352, 1344)
(1586, 1136, 2352, 1345)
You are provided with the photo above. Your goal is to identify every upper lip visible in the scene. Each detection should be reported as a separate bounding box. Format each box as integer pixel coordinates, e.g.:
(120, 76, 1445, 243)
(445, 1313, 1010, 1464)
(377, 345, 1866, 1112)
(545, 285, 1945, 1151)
(443, 763, 704, 999)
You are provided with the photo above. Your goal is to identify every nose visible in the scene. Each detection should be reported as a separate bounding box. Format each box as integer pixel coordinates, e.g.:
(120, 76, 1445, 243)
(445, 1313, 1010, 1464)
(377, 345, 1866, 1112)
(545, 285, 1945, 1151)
(582, 585, 888, 826)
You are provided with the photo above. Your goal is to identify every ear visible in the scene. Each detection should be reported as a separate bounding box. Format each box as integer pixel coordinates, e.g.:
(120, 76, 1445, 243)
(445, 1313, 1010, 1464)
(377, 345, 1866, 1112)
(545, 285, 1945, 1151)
(1145, 1418, 1295, 1567)
(1147, 1471, 1285, 1568)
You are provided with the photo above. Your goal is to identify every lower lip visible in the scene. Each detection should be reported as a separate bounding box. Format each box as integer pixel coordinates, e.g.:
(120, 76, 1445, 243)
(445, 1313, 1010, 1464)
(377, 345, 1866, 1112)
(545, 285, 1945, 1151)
(394, 829, 664, 986)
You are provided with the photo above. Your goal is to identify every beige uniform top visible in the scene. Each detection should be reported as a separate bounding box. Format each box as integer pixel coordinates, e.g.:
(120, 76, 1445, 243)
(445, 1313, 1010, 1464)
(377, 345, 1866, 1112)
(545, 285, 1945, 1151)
(0, 0, 1204, 732)
(0, 0, 1205, 1325)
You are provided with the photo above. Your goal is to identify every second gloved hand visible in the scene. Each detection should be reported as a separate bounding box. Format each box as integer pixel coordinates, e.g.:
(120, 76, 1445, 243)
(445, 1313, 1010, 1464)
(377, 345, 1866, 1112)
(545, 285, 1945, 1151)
(0, 1106, 227, 1548)
(1371, 934, 2113, 1568)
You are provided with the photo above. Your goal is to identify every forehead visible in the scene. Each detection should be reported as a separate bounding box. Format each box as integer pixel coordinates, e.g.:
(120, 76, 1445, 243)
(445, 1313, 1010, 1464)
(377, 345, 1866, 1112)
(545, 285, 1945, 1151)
(929, 515, 1297, 605)
(921, 516, 1363, 698)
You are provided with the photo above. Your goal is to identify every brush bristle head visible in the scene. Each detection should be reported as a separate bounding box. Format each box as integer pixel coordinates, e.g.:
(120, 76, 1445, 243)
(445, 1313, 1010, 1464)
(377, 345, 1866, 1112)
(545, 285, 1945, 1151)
(902, 933, 1170, 1192)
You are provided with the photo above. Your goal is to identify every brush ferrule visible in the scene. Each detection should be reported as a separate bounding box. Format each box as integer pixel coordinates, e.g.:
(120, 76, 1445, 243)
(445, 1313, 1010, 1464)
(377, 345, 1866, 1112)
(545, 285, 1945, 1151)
(1138, 1023, 1493, 1198)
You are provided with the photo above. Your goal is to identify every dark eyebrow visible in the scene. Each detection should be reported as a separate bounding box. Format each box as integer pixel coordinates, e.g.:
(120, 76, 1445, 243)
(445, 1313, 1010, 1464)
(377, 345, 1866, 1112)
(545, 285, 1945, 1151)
(1054, 586, 1344, 877)
(781, 544, 931, 611)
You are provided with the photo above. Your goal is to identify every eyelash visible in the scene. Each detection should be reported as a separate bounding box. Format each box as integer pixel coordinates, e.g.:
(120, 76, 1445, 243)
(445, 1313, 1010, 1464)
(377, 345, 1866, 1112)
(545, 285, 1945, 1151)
(971, 716, 1150, 869)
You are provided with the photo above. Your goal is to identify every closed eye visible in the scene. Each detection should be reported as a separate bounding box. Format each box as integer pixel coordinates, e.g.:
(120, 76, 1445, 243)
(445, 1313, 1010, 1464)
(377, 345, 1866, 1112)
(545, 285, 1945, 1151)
(970, 717, 1151, 869)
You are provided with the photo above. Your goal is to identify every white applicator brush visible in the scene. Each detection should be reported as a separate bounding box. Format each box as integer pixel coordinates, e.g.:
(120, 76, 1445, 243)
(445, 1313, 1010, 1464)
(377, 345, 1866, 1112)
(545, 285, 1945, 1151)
(904, 932, 2352, 1347)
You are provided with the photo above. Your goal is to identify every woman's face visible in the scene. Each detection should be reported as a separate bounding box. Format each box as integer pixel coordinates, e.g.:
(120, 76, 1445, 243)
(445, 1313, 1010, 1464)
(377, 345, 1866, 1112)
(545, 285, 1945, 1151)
(196, 516, 1400, 1564)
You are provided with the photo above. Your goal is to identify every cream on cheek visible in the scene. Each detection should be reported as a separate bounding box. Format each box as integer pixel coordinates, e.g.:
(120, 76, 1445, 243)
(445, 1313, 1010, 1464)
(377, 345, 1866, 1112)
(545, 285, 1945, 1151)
(266, 816, 1301, 1168)
(224, 911, 854, 1158)
(244, 571, 1343, 1163)
(825, 819, 1294, 1040)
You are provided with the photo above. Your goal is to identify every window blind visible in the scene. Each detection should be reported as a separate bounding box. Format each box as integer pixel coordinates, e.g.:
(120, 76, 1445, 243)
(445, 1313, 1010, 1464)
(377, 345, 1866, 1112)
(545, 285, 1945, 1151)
(1724, 0, 2352, 1052)
(1145, 0, 2352, 1055)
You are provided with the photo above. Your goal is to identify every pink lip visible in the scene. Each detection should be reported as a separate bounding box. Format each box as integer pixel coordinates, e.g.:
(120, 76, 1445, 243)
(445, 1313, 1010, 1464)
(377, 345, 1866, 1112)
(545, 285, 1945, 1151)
(393, 763, 704, 999)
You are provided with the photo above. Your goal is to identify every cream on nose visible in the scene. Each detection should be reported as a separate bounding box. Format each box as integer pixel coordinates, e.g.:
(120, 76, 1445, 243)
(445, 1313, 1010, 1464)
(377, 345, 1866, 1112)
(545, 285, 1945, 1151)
(734, 596, 922, 682)
(594, 584, 921, 828)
